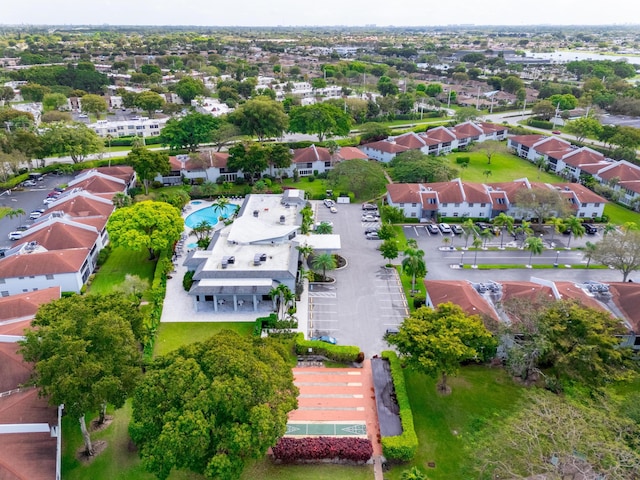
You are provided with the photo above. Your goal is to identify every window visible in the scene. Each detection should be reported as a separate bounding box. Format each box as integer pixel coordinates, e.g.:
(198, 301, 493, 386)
(399, 203, 404, 207)
(1, 291, 9, 297)
(442, 203, 448, 207)
(441, 213, 448, 217)
(0, 278, 5, 284)
(497, 198, 506, 205)
(480, 203, 486, 207)
(579, 212, 585, 217)
(19, 276, 24, 280)
(46, 274, 54, 280)
(325, 161, 331, 168)
(581, 203, 587, 207)
(453, 212, 459, 217)
(454, 203, 460, 207)
(594, 203, 600, 207)
(469, 203, 474, 207)
(29, 275, 35, 278)
(412, 203, 417, 207)
(411, 212, 416, 217)
(428, 198, 437, 204)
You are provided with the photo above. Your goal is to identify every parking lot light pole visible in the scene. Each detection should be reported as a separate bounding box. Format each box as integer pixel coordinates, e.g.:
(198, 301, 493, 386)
(459, 251, 465, 268)
(554, 250, 560, 268)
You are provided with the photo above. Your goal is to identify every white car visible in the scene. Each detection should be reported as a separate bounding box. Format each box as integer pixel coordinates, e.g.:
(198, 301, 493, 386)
(330, 206, 338, 214)
(362, 214, 377, 222)
(29, 211, 43, 220)
(324, 199, 335, 208)
(8, 231, 23, 241)
(22, 180, 37, 187)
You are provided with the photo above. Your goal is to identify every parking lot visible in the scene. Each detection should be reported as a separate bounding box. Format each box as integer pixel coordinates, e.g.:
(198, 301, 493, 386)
(0, 174, 75, 249)
(308, 201, 408, 357)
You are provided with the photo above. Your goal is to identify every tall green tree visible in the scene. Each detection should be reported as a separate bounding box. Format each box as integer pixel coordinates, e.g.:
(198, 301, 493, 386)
(174, 76, 207, 103)
(129, 331, 298, 480)
(228, 96, 289, 141)
(127, 146, 170, 195)
(471, 139, 507, 165)
(134, 90, 165, 118)
(513, 187, 567, 224)
(524, 235, 544, 266)
(39, 122, 103, 163)
(42, 92, 68, 111)
(265, 143, 292, 178)
(562, 215, 585, 248)
(328, 159, 387, 200)
(564, 116, 603, 142)
(288, 103, 352, 142)
(379, 239, 399, 264)
(19, 293, 143, 455)
(107, 201, 184, 260)
(402, 245, 426, 294)
(227, 142, 268, 184)
(388, 302, 497, 394)
(492, 212, 514, 248)
(160, 112, 220, 151)
(80, 94, 108, 119)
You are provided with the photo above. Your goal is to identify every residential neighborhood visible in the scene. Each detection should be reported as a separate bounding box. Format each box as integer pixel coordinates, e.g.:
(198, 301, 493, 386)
(1, 20, 640, 480)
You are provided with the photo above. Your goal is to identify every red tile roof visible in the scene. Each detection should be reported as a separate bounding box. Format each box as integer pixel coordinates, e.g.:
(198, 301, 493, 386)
(533, 137, 574, 158)
(0, 287, 60, 323)
(293, 145, 331, 164)
(212, 152, 229, 168)
(423, 126, 456, 143)
(361, 140, 410, 154)
(554, 282, 610, 312)
(450, 121, 483, 139)
(45, 194, 113, 218)
(608, 282, 640, 332)
(17, 222, 98, 251)
(337, 147, 368, 160)
(72, 175, 127, 194)
(386, 183, 422, 204)
(560, 147, 605, 168)
(509, 134, 545, 147)
(0, 248, 89, 278)
(91, 166, 135, 184)
(393, 132, 426, 149)
(597, 161, 640, 183)
(424, 280, 500, 322)
(554, 183, 607, 205)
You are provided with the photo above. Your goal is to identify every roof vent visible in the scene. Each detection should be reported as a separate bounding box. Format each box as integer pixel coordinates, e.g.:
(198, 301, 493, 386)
(253, 210, 259, 217)
(279, 215, 286, 224)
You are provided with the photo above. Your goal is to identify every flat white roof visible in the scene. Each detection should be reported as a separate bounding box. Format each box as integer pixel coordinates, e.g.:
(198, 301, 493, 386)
(198, 278, 274, 287)
(295, 234, 341, 251)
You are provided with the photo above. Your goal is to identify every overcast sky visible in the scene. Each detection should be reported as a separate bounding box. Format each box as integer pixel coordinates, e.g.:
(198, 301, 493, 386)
(3, 0, 635, 27)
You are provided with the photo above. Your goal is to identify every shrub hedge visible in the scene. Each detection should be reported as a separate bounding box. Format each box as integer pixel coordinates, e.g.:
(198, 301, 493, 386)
(143, 249, 172, 359)
(527, 118, 554, 130)
(381, 351, 418, 462)
(272, 437, 373, 463)
(294, 333, 361, 363)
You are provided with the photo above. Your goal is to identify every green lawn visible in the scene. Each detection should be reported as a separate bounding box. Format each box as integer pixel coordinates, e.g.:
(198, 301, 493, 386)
(89, 248, 157, 295)
(604, 202, 640, 226)
(446, 151, 561, 184)
(282, 177, 332, 199)
(154, 322, 255, 357)
(385, 366, 524, 480)
(240, 460, 373, 480)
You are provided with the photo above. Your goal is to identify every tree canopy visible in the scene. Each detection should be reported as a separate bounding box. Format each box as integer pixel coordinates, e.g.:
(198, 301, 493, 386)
(390, 150, 458, 183)
(227, 142, 269, 184)
(228, 96, 289, 141)
(129, 331, 298, 480)
(388, 302, 497, 393)
(513, 186, 567, 224)
(327, 158, 387, 200)
(174, 76, 207, 103)
(19, 293, 143, 455)
(107, 200, 184, 259)
(160, 112, 220, 151)
(39, 122, 103, 163)
(288, 103, 352, 142)
(127, 146, 170, 194)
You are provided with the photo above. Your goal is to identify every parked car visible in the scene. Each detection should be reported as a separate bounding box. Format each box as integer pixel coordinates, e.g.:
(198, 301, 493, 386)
(8, 231, 23, 241)
(29, 210, 43, 220)
(365, 231, 380, 240)
(584, 224, 598, 234)
(362, 203, 378, 211)
(426, 224, 440, 234)
(323, 199, 335, 208)
(438, 223, 452, 234)
(15, 225, 30, 232)
(330, 206, 338, 214)
(43, 197, 57, 205)
(451, 225, 464, 235)
(311, 335, 337, 345)
(364, 227, 379, 235)
(362, 214, 377, 222)
(22, 180, 37, 187)
(552, 130, 561, 135)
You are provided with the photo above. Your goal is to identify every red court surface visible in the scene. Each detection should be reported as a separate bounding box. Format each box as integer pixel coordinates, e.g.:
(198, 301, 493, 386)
(288, 359, 382, 455)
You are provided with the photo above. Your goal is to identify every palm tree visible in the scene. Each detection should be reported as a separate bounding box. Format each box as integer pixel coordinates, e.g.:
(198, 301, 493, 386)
(311, 252, 336, 280)
(462, 218, 476, 248)
(296, 243, 313, 265)
(547, 216, 565, 244)
(105, 133, 114, 167)
(442, 236, 451, 249)
(515, 220, 533, 247)
(211, 196, 230, 221)
(402, 247, 426, 294)
(200, 181, 218, 200)
(315, 222, 333, 234)
(584, 241, 597, 268)
(269, 284, 294, 320)
(563, 216, 585, 248)
(493, 213, 514, 249)
(603, 223, 617, 236)
(6, 208, 25, 220)
(524, 236, 544, 267)
(472, 236, 483, 267)
(192, 220, 212, 242)
(479, 227, 493, 248)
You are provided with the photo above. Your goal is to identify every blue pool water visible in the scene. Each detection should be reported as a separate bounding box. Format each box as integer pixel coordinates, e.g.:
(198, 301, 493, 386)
(184, 204, 236, 229)
(187, 242, 198, 249)
(191, 200, 203, 205)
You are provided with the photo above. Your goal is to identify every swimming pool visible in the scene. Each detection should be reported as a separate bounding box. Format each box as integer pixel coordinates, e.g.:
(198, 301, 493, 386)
(184, 204, 237, 229)
(191, 200, 203, 205)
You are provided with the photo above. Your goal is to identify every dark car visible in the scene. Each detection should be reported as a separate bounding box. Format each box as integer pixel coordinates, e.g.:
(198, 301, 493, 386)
(364, 227, 379, 235)
(426, 224, 440, 234)
(584, 224, 598, 234)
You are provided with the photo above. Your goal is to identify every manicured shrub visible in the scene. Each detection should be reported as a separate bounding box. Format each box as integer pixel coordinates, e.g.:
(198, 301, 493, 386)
(272, 437, 373, 463)
(182, 270, 194, 291)
(527, 118, 554, 130)
(413, 297, 426, 309)
(381, 351, 418, 462)
(294, 333, 360, 363)
(455, 156, 470, 165)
